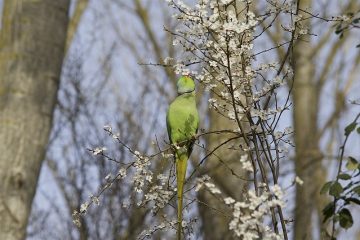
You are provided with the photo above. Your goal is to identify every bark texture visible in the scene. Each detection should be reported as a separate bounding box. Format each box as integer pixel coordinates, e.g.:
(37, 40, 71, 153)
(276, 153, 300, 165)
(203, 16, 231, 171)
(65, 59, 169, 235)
(197, 2, 249, 238)
(0, 1, 70, 239)
(198, 107, 248, 240)
(292, 0, 326, 239)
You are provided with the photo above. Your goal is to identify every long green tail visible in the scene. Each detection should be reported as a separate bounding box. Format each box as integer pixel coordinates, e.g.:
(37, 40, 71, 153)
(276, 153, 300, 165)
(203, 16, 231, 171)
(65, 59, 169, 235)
(176, 151, 188, 240)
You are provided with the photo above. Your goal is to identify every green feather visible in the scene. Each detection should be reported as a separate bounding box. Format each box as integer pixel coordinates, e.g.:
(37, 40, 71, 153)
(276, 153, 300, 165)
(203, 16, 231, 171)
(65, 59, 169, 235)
(166, 76, 199, 239)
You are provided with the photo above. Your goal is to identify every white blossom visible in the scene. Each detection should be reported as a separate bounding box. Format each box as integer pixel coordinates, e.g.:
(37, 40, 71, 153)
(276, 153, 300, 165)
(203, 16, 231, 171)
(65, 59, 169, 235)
(195, 175, 211, 192)
(90, 195, 100, 206)
(164, 57, 174, 64)
(295, 176, 304, 185)
(274, 131, 283, 140)
(105, 173, 112, 182)
(205, 182, 221, 194)
(103, 124, 112, 132)
(228, 189, 285, 239)
(118, 168, 127, 179)
(93, 147, 107, 155)
(271, 184, 284, 199)
(80, 202, 89, 214)
(224, 197, 236, 205)
(240, 154, 253, 172)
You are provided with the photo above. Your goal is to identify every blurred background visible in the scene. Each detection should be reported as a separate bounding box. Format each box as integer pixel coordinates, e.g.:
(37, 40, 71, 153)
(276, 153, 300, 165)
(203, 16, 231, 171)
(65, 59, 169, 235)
(0, 0, 359, 239)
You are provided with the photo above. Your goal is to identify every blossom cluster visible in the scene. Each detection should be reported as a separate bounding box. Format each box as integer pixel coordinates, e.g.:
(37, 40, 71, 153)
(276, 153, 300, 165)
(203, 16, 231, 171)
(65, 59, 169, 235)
(72, 125, 177, 234)
(165, 0, 302, 238)
(197, 176, 285, 239)
(143, 174, 174, 211)
(72, 0, 309, 238)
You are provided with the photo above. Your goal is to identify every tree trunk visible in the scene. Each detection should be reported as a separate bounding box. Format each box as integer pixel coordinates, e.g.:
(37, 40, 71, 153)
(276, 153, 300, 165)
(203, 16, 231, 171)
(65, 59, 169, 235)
(292, 0, 326, 239)
(198, 2, 250, 238)
(198, 106, 248, 240)
(0, 1, 70, 239)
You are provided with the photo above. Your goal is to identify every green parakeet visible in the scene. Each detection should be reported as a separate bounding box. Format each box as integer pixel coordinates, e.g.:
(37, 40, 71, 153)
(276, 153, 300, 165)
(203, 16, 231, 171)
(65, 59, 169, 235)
(166, 76, 199, 239)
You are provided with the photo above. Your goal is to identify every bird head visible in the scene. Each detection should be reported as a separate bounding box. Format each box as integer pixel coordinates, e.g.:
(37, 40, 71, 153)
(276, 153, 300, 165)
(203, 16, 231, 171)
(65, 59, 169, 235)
(177, 76, 195, 94)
